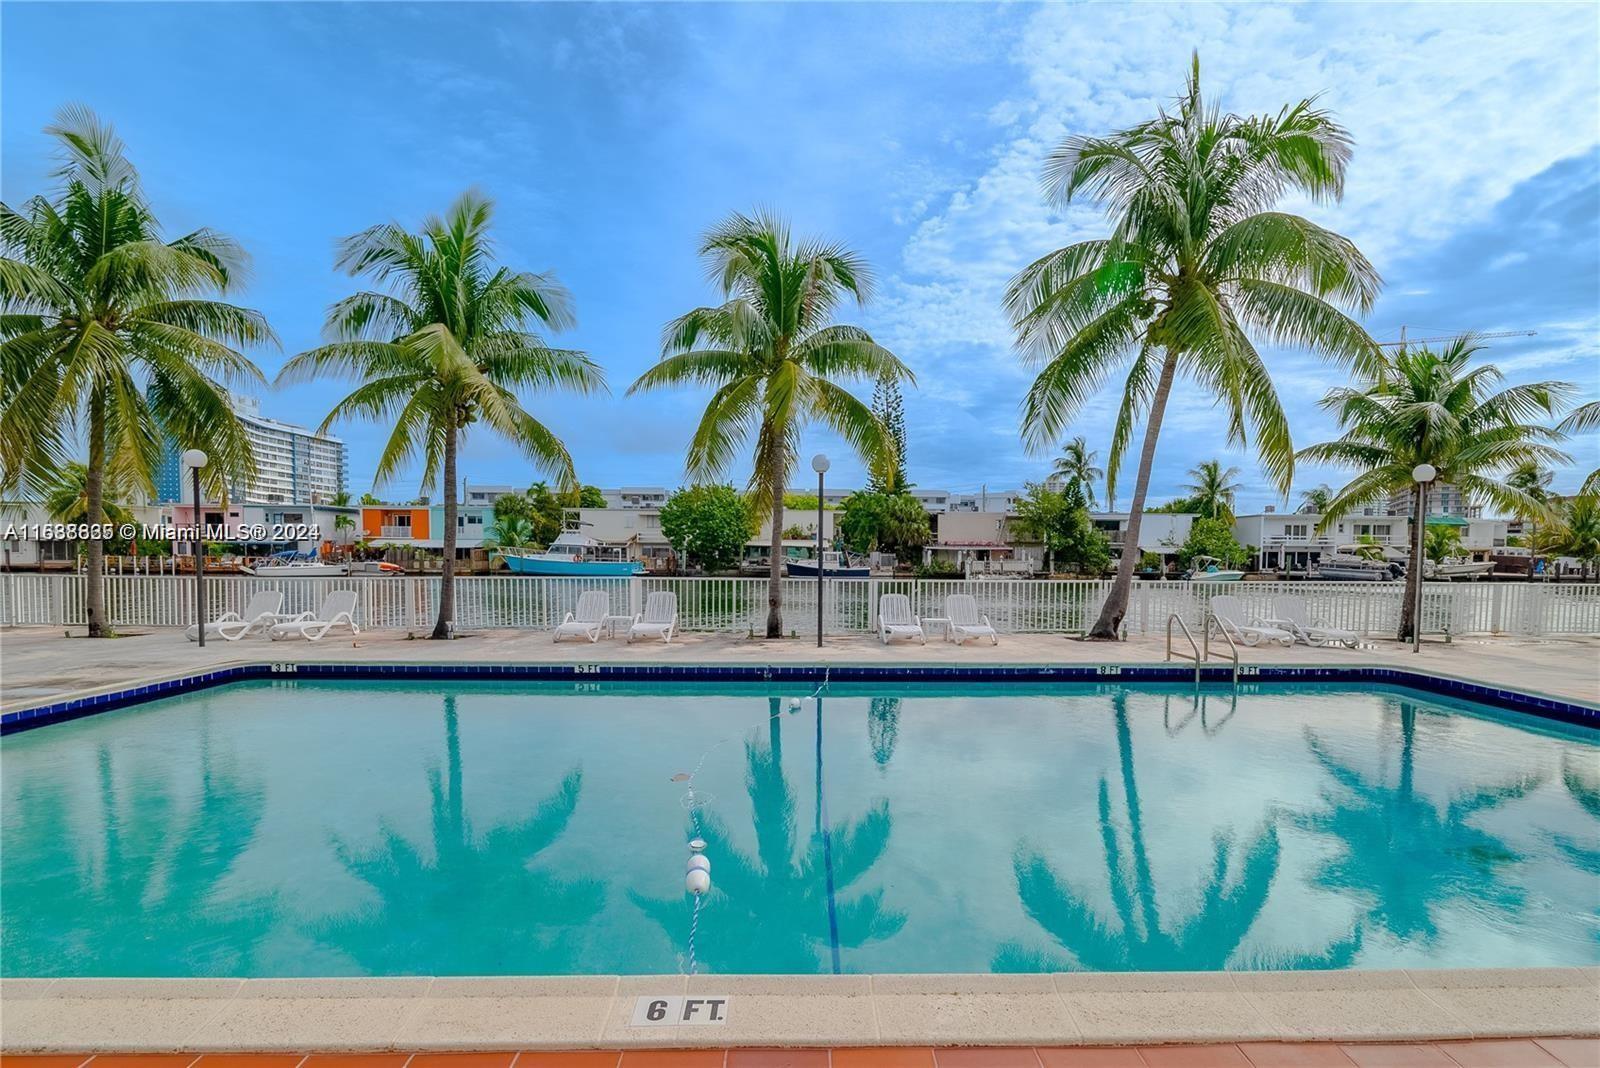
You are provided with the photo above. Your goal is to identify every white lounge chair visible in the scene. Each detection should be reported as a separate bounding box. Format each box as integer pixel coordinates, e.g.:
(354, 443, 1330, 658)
(553, 590, 610, 643)
(268, 590, 360, 642)
(1208, 594, 1293, 648)
(945, 594, 998, 645)
(1272, 595, 1360, 649)
(186, 591, 285, 642)
(628, 591, 678, 644)
(878, 593, 926, 645)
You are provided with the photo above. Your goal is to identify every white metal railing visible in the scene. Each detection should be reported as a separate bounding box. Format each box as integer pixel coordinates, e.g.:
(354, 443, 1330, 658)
(380, 526, 413, 539)
(1, 573, 1597, 638)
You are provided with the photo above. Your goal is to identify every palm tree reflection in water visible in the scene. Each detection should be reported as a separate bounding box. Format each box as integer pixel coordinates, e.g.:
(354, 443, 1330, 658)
(631, 699, 904, 973)
(320, 695, 603, 974)
(2, 735, 280, 975)
(1295, 700, 1540, 945)
(996, 693, 1361, 971)
(869, 697, 900, 769)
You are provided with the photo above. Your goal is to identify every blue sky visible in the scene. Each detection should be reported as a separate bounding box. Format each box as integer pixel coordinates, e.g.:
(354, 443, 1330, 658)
(3, 2, 1597, 509)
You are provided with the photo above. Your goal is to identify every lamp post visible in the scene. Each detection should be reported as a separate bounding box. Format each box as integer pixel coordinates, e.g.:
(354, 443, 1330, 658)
(811, 454, 829, 648)
(1410, 462, 1436, 654)
(184, 449, 209, 648)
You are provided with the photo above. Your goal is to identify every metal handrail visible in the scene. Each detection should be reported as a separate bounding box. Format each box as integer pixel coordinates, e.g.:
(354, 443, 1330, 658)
(1165, 612, 1201, 685)
(1206, 612, 1241, 687)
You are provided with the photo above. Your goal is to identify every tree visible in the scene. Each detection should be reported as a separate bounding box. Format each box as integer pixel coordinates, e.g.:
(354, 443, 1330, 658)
(1183, 460, 1241, 522)
(483, 514, 534, 551)
(1297, 484, 1334, 514)
(1005, 55, 1379, 639)
(1299, 338, 1571, 640)
(359, 491, 382, 505)
(1050, 436, 1104, 509)
(576, 484, 606, 509)
(328, 490, 352, 507)
(1178, 517, 1247, 569)
(277, 191, 605, 638)
(1505, 459, 1554, 563)
(659, 484, 754, 572)
(868, 375, 909, 494)
(836, 491, 930, 563)
(1422, 523, 1460, 564)
(333, 512, 356, 545)
(1546, 495, 1600, 580)
(628, 210, 912, 637)
(1557, 402, 1599, 498)
(1012, 482, 1111, 575)
(43, 462, 134, 527)
(0, 107, 275, 636)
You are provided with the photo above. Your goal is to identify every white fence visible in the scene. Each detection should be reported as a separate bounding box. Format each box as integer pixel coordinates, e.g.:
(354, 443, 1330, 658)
(2, 573, 1597, 638)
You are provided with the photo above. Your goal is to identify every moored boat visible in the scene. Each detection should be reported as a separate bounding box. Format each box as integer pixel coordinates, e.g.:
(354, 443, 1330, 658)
(785, 551, 872, 579)
(1185, 555, 1245, 582)
(241, 549, 352, 577)
(498, 532, 643, 576)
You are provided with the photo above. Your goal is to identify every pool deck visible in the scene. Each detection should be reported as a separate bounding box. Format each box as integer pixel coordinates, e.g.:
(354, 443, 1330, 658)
(1, 626, 1597, 714)
(2, 628, 1597, 1054)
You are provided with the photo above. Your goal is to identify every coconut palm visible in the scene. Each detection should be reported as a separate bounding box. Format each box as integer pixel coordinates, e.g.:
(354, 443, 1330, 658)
(483, 514, 535, 551)
(1182, 459, 1241, 522)
(1050, 436, 1105, 509)
(1556, 401, 1599, 497)
(332, 512, 356, 546)
(1299, 338, 1572, 640)
(277, 191, 605, 639)
(1297, 484, 1334, 514)
(994, 693, 1361, 971)
(628, 210, 912, 638)
(43, 461, 135, 527)
(1545, 495, 1600, 580)
(1506, 459, 1555, 561)
(0, 106, 274, 636)
(1006, 56, 1380, 639)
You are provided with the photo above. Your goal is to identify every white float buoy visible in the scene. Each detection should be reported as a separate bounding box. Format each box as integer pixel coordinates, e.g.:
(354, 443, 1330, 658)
(687, 854, 711, 874)
(686, 867, 712, 895)
(787, 697, 802, 712)
(688, 837, 707, 852)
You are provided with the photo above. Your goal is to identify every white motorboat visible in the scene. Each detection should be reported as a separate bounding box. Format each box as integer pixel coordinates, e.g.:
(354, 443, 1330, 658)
(1314, 545, 1402, 582)
(1185, 555, 1245, 581)
(1427, 557, 1495, 581)
(241, 550, 351, 577)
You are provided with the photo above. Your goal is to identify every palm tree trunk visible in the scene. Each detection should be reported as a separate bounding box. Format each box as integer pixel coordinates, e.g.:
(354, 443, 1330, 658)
(85, 391, 109, 638)
(1089, 351, 1178, 640)
(766, 445, 786, 639)
(1398, 488, 1422, 642)
(431, 426, 458, 639)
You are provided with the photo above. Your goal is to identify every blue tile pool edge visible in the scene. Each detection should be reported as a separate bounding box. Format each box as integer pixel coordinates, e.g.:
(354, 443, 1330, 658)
(4, 661, 1596, 735)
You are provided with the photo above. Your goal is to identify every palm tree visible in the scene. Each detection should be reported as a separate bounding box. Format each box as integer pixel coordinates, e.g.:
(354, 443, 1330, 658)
(1545, 495, 1600, 580)
(1050, 436, 1105, 509)
(1297, 484, 1334, 514)
(483, 514, 535, 551)
(332, 511, 356, 546)
(1182, 459, 1241, 522)
(629, 210, 912, 638)
(328, 490, 352, 507)
(1299, 338, 1572, 640)
(1506, 460, 1554, 561)
(1556, 401, 1599, 497)
(276, 191, 605, 639)
(43, 461, 135, 527)
(994, 693, 1361, 971)
(0, 107, 274, 636)
(1005, 56, 1380, 639)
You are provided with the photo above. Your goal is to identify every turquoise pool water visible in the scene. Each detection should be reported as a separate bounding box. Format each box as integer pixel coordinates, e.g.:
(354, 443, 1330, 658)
(2, 680, 1596, 976)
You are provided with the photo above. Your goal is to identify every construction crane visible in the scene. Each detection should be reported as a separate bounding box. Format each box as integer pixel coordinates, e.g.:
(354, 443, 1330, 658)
(1375, 326, 1537, 348)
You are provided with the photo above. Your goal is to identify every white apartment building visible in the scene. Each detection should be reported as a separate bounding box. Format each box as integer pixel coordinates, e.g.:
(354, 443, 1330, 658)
(1236, 508, 1412, 574)
(1386, 481, 1481, 519)
(156, 393, 347, 505)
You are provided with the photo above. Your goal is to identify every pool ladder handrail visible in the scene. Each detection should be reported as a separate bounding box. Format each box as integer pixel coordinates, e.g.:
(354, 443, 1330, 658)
(1202, 611, 1241, 688)
(1165, 613, 1201, 685)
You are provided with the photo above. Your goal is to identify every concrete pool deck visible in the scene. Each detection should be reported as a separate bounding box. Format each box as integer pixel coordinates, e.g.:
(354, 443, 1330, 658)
(1, 626, 1597, 714)
(1, 970, 1597, 1052)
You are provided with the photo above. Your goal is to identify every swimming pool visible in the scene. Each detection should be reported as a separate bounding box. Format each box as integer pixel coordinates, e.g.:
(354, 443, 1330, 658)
(2, 678, 1595, 977)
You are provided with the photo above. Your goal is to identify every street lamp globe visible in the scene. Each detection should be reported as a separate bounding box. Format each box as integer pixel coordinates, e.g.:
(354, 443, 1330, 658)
(1411, 463, 1436, 484)
(811, 453, 830, 474)
(182, 448, 209, 470)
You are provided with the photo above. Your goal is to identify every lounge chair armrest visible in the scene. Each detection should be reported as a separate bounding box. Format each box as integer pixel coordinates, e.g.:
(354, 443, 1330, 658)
(981, 614, 992, 627)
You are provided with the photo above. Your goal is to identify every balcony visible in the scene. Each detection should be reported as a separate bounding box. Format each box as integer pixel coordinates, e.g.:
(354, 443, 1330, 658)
(380, 526, 414, 539)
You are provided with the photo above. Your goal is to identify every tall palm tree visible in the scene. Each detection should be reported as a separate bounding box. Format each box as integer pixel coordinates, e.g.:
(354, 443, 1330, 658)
(1505, 459, 1554, 558)
(0, 106, 274, 636)
(1556, 401, 1599, 497)
(1297, 484, 1334, 514)
(1005, 56, 1380, 639)
(1050, 436, 1105, 509)
(629, 210, 912, 638)
(43, 460, 135, 527)
(1545, 495, 1600, 580)
(332, 511, 356, 546)
(277, 191, 604, 639)
(1182, 459, 1241, 522)
(1299, 339, 1571, 640)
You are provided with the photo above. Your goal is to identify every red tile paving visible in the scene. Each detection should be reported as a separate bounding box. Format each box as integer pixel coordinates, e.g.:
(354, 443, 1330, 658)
(933, 1051, 1043, 1068)
(1337, 1047, 1458, 1068)
(1237, 1045, 1357, 1067)
(1435, 1042, 1565, 1068)
(4, 1043, 1598, 1068)
(1535, 1040, 1600, 1068)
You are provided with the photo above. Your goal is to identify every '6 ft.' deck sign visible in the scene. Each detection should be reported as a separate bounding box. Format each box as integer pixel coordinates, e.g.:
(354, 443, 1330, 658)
(630, 995, 731, 1026)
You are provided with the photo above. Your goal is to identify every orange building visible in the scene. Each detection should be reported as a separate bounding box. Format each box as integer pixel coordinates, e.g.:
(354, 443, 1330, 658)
(360, 506, 430, 543)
